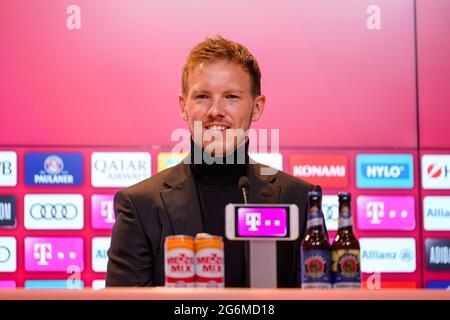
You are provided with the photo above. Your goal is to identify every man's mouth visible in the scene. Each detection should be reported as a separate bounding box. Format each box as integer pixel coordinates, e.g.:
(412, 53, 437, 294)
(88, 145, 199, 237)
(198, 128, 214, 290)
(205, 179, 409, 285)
(204, 124, 231, 131)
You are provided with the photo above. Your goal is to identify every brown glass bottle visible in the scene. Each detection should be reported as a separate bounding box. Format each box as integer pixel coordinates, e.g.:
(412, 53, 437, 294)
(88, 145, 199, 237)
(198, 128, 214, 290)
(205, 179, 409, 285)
(331, 192, 361, 288)
(301, 191, 332, 288)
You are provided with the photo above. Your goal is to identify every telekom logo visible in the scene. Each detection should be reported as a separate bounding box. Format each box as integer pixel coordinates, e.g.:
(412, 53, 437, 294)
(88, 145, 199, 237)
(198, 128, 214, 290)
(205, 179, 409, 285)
(245, 213, 261, 231)
(33, 243, 78, 266)
(91, 195, 115, 230)
(100, 200, 115, 223)
(34, 243, 52, 266)
(357, 196, 415, 231)
(25, 237, 84, 272)
(366, 202, 408, 225)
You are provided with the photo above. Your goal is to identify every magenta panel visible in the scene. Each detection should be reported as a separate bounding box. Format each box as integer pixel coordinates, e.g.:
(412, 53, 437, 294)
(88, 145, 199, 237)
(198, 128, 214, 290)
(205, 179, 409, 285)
(417, 0, 450, 149)
(0, 0, 417, 148)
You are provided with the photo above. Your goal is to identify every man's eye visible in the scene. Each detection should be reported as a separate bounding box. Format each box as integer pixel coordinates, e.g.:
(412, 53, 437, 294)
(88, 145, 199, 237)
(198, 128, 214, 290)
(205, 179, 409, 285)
(226, 95, 240, 100)
(195, 95, 208, 100)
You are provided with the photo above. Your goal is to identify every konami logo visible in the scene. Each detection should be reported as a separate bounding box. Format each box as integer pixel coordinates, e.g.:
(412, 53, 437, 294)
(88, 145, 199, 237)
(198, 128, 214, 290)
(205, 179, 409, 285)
(290, 154, 348, 188)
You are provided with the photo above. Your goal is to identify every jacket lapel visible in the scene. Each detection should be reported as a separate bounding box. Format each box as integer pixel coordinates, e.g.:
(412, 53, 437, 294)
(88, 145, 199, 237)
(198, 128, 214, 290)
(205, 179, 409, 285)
(247, 164, 281, 204)
(160, 163, 204, 236)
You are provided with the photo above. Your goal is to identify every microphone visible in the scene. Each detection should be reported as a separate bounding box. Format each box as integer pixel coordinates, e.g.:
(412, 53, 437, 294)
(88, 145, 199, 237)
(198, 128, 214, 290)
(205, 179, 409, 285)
(239, 176, 250, 204)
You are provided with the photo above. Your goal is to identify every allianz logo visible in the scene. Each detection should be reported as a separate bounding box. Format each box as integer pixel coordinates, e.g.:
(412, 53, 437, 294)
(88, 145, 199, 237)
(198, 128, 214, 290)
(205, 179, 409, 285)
(95, 249, 108, 259)
(364, 164, 406, 179)
(293, 165, 346, 177)
(362, 249, 413, 262)
(427, 208, 450, 218)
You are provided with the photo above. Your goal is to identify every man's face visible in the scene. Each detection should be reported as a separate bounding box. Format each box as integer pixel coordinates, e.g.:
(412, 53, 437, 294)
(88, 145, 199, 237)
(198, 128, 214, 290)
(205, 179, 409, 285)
(179, 60, 265, 156)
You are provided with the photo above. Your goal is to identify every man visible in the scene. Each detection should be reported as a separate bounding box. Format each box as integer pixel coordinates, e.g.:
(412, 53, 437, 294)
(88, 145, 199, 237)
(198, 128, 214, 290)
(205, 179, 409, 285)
(106, 36, 321, 287)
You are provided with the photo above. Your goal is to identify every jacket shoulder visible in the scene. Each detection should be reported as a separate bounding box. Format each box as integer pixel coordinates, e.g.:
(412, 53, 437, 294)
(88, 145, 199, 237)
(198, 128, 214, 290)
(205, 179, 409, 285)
(117, 163, 183, 199)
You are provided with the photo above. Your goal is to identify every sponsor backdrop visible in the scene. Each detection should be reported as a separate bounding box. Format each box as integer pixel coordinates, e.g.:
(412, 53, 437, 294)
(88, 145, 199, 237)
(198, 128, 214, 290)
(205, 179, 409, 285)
(0, 1, 449, 289)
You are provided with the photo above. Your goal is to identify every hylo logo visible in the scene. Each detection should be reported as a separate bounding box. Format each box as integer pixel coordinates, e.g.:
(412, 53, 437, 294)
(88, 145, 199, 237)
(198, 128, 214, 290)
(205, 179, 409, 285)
(356, 154, 413, 189)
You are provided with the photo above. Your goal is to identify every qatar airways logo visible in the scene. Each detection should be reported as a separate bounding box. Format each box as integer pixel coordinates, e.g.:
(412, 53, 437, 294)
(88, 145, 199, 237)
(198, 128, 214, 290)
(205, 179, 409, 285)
(290, 155, 348, 188)
(91, 152, 151, 187)
(422, 155, 450, 189)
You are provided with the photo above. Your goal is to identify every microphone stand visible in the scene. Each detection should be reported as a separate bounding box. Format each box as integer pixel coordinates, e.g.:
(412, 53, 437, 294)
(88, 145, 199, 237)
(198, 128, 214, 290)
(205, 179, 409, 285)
(240, 177, 277, 288)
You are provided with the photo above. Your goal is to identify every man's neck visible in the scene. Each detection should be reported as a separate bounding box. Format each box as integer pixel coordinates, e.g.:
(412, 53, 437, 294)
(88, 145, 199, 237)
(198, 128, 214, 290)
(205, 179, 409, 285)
(189, 138, 249, 185)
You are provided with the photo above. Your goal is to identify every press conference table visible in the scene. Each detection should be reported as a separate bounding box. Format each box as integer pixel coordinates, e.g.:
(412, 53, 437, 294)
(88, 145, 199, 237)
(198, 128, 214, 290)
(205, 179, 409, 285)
(0, 288, 450, 300)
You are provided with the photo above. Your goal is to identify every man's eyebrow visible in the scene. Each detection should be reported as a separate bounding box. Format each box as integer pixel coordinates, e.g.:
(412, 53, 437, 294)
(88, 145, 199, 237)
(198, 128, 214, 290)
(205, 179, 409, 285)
(191, 90, 209, 96)
(224, 90, 244, 94)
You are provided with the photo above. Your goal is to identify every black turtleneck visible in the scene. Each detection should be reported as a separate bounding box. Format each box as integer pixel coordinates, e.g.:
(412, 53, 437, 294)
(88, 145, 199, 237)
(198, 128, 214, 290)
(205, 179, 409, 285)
(189, 139, 249, 287)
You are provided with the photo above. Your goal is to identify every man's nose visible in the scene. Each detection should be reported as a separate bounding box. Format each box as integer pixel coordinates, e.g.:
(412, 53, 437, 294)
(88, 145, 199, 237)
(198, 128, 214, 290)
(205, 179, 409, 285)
(206, 97, 226, 118)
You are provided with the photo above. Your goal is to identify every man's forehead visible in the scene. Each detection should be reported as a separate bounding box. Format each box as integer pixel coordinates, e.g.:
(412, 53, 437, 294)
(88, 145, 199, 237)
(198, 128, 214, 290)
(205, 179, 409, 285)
(188, 60, 251, 90)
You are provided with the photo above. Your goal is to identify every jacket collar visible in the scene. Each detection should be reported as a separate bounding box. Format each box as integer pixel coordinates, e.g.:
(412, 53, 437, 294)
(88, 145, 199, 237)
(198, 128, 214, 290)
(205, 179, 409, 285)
(160, 161, 281, 235)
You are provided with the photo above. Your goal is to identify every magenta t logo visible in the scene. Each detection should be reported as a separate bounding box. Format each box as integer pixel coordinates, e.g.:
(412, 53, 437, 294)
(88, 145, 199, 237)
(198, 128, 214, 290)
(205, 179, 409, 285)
(357, 196, 416, 230)
(0, 281, 15, 289)
(91, 195, 115, 230)
(238, 207, 287, 237)
(25, 237, 84, 272)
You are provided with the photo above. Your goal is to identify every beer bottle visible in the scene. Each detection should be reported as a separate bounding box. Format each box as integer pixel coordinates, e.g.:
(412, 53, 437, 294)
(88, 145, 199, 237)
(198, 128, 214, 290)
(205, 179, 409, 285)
(301, 191, 332, 289)
(331, 192, 361, 288)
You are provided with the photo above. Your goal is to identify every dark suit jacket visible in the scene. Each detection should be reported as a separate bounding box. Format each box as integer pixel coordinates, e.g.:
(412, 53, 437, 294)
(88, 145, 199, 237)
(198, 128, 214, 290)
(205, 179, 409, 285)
(106, 161, 320, 287)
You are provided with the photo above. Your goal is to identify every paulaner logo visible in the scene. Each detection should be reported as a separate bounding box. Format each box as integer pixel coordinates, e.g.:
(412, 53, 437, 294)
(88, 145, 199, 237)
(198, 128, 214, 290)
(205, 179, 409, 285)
(356, 154, 414, 189)
(25, 153, 83, 186)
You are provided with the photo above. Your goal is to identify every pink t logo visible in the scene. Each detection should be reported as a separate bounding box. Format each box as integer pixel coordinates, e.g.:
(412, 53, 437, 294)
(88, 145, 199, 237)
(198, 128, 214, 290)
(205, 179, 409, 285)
(34, 243, 52, 266)
(245, 212, 261, 231)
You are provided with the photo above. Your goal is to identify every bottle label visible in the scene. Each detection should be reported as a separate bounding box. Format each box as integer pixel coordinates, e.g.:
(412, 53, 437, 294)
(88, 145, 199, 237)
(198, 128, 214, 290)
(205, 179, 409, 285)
(338, 206, 353, 228)
(331, 249, 361, 288)
(301, 249, 332, 288)
(306, 207, 325, 229)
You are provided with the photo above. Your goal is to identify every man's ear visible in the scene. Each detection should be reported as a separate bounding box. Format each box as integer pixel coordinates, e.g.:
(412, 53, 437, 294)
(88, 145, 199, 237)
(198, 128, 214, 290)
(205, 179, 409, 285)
(179, 93, 188, 121)
(251, 95, 266, 122)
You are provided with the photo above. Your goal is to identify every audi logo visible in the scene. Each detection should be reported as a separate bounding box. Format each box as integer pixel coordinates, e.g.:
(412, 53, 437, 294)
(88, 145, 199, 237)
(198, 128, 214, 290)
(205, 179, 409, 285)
(322, 204, 339, 221)
(0, 246, 11, 263)
(30, 203, 78, 220)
